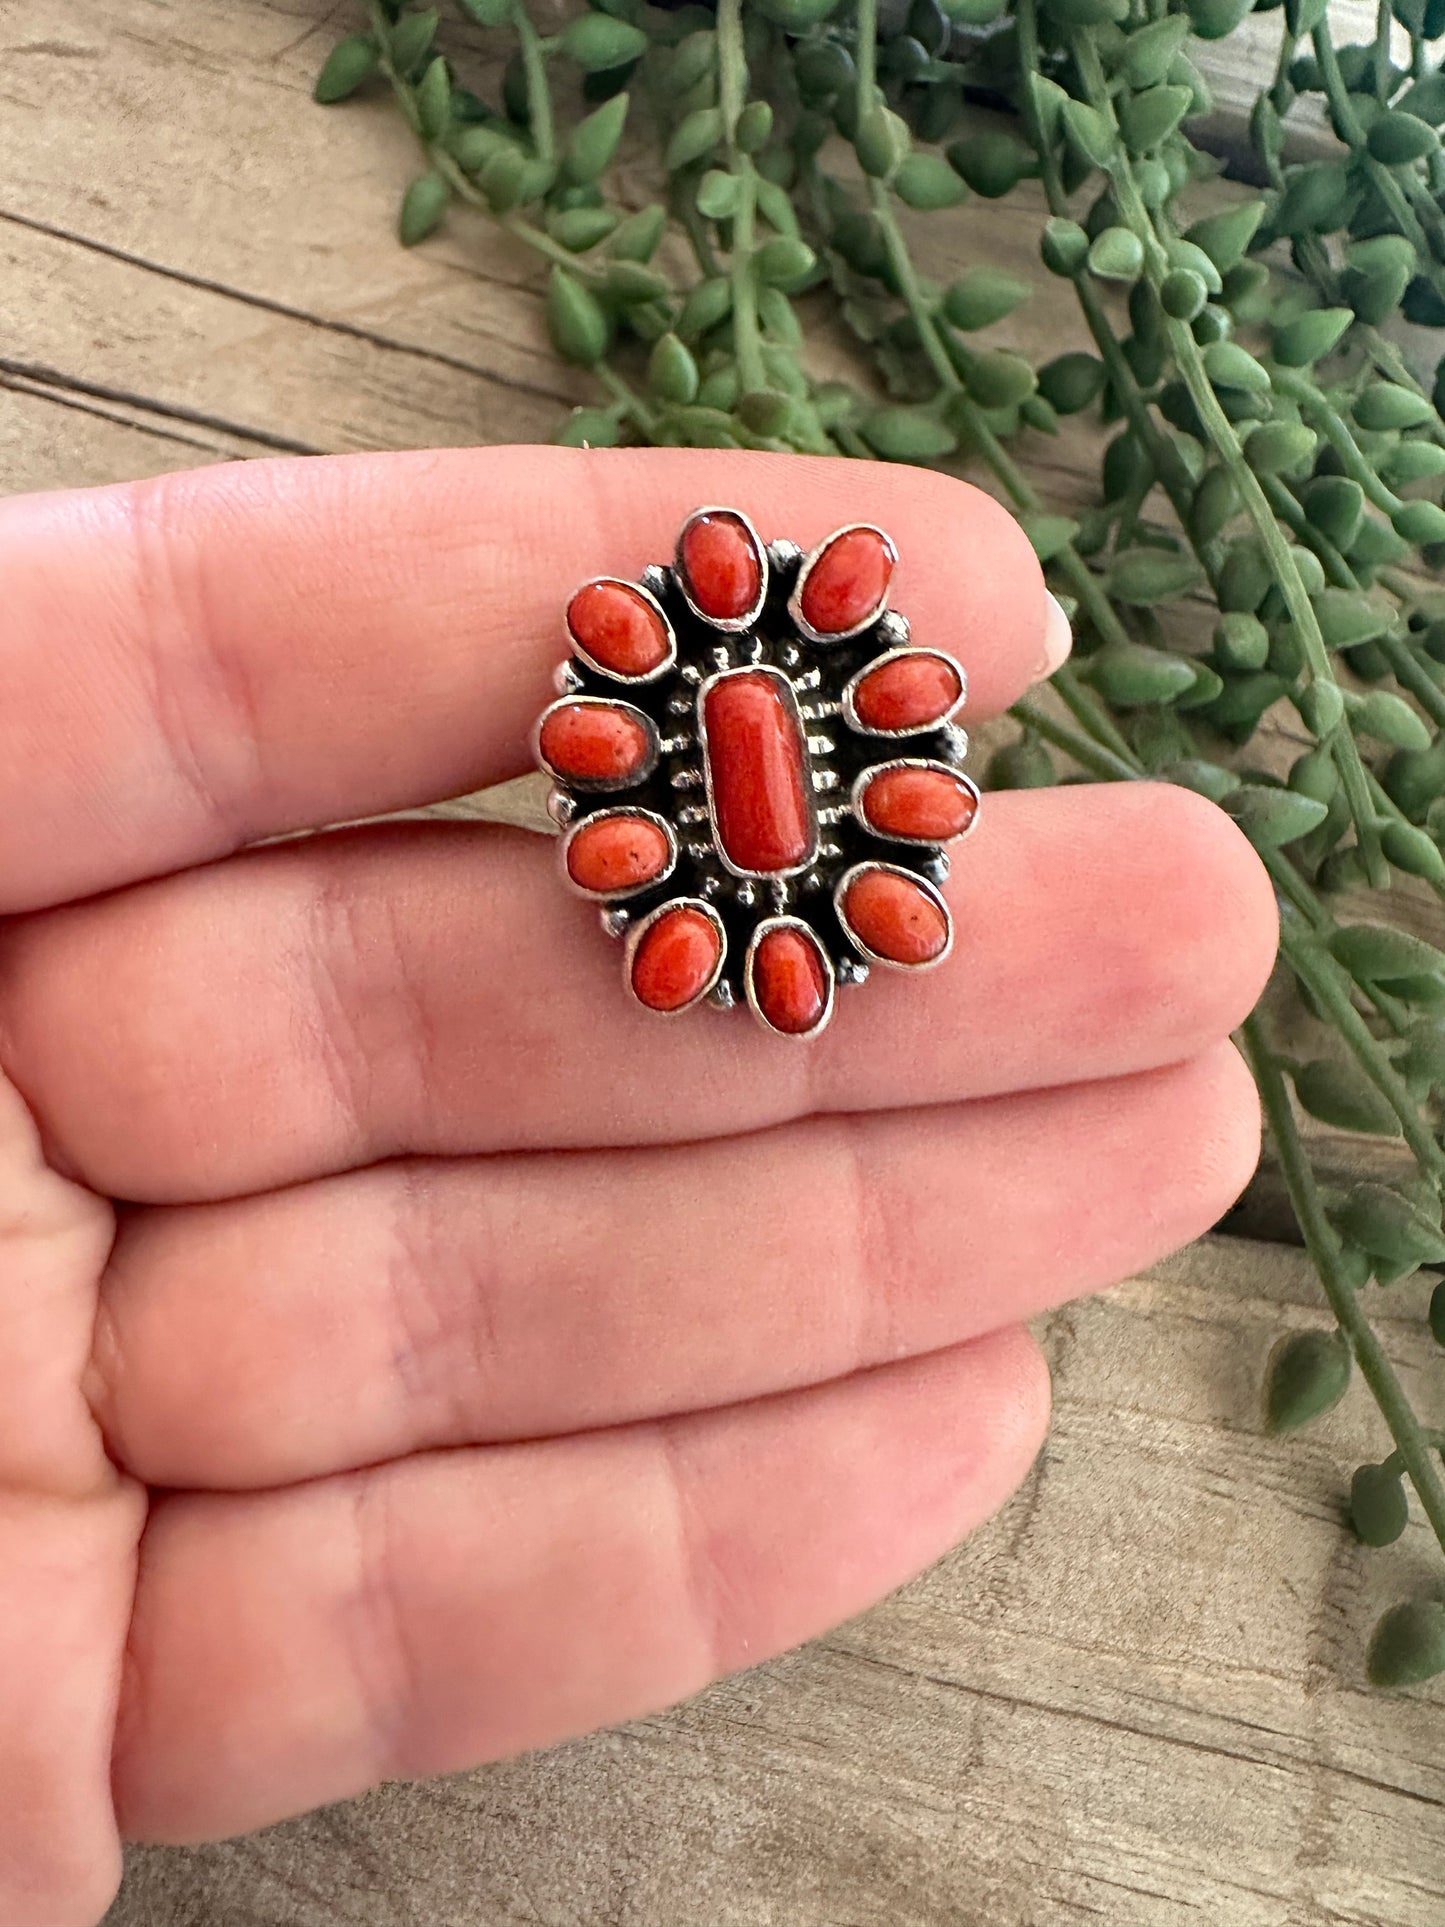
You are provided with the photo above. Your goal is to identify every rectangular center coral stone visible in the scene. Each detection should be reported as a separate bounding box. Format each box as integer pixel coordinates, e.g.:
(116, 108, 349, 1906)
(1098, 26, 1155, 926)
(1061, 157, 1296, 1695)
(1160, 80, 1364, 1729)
(700, 668, 817, 875)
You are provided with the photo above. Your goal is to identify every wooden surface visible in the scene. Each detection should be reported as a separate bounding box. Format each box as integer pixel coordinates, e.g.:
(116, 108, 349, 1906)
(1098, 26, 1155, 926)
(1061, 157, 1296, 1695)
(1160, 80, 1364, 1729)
(3, 4, 1445, 1922)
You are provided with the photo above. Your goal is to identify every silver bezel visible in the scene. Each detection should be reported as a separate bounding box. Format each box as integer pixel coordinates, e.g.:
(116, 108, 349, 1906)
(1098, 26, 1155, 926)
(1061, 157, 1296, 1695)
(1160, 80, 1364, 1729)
(559, 806, 679, 901)
(533, 694, 659, 792)
(623, 896, 727, 1016)
(851, 759, 982, 848)
(787, 523, 899, 645)
(565, 576, 677, 685)
(675, 505, 769, 634)
(840, 646, 967, 738)
(744, 915, 836, 1040)
(833, 861, 955, 973)
(695, 665, 820, 880)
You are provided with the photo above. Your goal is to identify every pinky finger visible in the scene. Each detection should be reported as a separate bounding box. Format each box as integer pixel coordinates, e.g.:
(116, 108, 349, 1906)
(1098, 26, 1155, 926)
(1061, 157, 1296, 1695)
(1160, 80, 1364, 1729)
(113, 1329, 1049, 1845)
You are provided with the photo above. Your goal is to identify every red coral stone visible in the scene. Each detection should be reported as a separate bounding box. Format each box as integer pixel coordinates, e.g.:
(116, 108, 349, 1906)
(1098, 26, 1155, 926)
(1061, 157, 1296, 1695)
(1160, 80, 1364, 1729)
(851, 651, 963, 733)
(799, 526, 894, 635)
(680, 512, 762, 621)
(630, 906, 722, 1012)
(567, 580, 670, 677)
(751, 924, 829, 1035)
(539, 703, 651, 785)
(843, 868, 950, 966)
(859, 765, 978, 842)
(566, 814, 671, 894)
(701, 669, 816, 875)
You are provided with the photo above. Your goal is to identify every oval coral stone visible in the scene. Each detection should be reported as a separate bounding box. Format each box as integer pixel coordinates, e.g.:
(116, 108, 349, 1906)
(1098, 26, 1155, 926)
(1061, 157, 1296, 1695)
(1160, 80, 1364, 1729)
(567, 580, 671, 678)
(701, 669, 816, 874)
(539, 702, 652, 786)
(630, 906, 723, 1012)
(859, 765, 978, 843)
(566, 813, 671, 895)
(750, 924, 829, 1035)
(842, 868, 950, 967)
(799, 526, 894, 635)
(851, 651, 963, 733)
(680, 511, 763, 621)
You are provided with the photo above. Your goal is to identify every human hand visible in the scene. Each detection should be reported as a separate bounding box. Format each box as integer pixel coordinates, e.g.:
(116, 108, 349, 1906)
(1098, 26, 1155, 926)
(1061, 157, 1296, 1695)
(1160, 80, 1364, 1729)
(0, 450, 1276, 1925)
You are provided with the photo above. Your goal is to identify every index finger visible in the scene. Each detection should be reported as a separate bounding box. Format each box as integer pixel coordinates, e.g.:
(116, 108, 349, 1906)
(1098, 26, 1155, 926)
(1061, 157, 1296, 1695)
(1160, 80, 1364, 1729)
(0, 447, 1047, 913)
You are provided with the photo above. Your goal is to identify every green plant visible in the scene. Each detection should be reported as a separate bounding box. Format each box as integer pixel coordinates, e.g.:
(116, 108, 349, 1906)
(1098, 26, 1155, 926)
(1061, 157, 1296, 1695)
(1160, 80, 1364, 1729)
(316, 0, 1445, 1683)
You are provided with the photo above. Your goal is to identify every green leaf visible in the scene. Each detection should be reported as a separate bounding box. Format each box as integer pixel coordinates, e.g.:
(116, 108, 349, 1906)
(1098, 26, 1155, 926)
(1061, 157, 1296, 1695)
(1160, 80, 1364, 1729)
(665, 105, 725, 172)
(1164, 758, 1240, 802)
(752, 236, 817, 289)
(695, 168, 741, 219)
(546, 266, 611, 366)
(1284, 0, 1330, 32)
(1431, 1277, 1445, 1345)
(1368, 109, 1440, 165)
(856, 105, 910, 179)
(1293, 1059, 1401, 1134)
(561, 13, 648, 71)
(1120, 83, 1192, 153)
(1368, 1600, 1445, 1687)
(1225, 784, 1328, 847)
(1297, 678, 1345, 736)
(1021, 514, 1080, 561)
(677, 276, 732, 340)
(894, 152, 967, 210)
(458, 0, 513, 22)
(1302, 476, 1365, 550)
(1187, 467, 1237, 543)
(964, 350, 1037, 409)
(737, 387, 797, 437)
(1188, 0, 1253, 35)
(736, 100, 773, 154)
(548, 206, 619, 252)
(1165, 237, 1223, 295)
(646, 333, 699, 406)
(947, 131, 1034, 198)
(1037, 351, 1105, 414)
(1244, 421, 1317, 476)
(1347, 689, 1432, 751)
(1383, 820, 1445, 880)
(942, 267, 1031, 332)
(562, 92, 630, 185)
(1350, 1463, 1409, 1546)
(609, 204, 666, 263)
(1202, 339, 1271, 394)
(1087, 225, 1145, 281)
(389, 8, 439, 74)
(1394, 500, 1445, 546)
(1272, 306, 1353, 368)
(986, 735, 1058, 787)
(1183, 201, 1265, 273)
(398, 170, 449, 245)
(1355, 382, 1437, 432)
(1311, 588, 1391, 649)
(1040, 216, 1090, 276)
(1105, 547, 1204, 604)
(1331, 923, 1445, 987)
(415, 54, 452, 141)
(1264, 1329, 1350, 1434)
(1215, 613, 1270, 672)
(1120, 14, 1192, 88)
(555, 406, 621, 449)
(1160, 268, 1208, 320)
(1060, 99, 1116, 170)
(1382, 441, 1445, 485)
(1080, 640, 1199, 705)
(314, 33, 380, 103)
(861, 407, 958, 461)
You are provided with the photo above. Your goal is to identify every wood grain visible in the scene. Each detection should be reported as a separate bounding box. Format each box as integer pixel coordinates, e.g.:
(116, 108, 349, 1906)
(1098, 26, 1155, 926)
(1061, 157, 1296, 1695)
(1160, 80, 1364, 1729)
(2, 3, 1443, 1922)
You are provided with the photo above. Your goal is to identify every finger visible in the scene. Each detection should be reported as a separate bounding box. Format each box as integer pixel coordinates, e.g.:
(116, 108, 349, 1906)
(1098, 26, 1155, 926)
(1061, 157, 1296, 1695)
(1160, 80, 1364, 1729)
(111, 1329, 1048, 1844)
(0, 450, 1045, 913)
(0, 1074, 144, 1927)
(90, 1043, 1257, 1490)
(0, 784, 1277, 1205)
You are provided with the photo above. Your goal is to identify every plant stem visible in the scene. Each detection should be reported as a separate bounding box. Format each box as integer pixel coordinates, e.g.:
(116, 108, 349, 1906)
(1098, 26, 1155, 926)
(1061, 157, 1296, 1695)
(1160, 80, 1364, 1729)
(1241, 1013, 1445, 1555)
(715, 0, 766, 395)
(509, 0, 554, 164)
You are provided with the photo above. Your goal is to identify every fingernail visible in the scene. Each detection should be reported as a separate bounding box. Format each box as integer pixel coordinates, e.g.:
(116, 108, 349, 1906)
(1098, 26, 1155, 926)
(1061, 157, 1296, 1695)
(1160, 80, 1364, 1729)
(1035, 591, 1073, 681)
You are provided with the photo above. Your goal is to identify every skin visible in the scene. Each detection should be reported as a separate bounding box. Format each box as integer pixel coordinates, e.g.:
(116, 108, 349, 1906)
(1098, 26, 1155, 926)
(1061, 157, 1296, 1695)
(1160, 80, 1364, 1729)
(0, 448, 1278, 1926)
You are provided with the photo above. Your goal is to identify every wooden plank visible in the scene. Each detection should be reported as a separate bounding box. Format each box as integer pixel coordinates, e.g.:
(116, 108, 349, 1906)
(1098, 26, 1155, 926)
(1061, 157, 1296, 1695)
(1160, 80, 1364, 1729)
(105, 1237, 1445, 1927)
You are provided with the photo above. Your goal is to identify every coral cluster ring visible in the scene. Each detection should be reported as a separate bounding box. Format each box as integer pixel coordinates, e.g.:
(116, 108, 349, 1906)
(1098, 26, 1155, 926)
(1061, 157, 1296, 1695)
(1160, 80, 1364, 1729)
(533, 507, 978, 1039)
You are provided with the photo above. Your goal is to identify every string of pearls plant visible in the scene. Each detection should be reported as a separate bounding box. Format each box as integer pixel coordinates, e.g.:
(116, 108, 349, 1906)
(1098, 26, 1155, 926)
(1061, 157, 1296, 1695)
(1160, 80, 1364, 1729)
(317, 0, 1445, 1687)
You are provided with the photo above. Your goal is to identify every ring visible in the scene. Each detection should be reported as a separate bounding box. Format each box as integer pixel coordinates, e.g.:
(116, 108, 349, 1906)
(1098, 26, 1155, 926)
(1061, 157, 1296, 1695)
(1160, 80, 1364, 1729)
(533, 507, 979, 1039)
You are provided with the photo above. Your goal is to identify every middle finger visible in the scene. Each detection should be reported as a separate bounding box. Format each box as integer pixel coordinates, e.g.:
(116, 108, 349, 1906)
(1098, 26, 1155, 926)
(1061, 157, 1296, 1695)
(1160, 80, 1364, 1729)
(0, 783, 1276, 1204)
